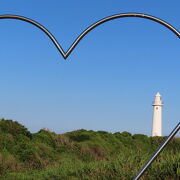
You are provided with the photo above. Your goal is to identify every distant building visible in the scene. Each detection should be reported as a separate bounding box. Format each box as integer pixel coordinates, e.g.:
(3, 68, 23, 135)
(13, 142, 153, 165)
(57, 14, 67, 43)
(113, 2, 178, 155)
(42, 128, 51, 132)
(152, 92, 163, 136)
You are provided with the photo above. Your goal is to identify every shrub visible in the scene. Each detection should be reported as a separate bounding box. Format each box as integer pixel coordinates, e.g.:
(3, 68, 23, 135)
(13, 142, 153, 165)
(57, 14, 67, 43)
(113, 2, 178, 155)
(0, 119, 31, 138)
(32, 130, 56, 147)
(0, 151, 21, 175)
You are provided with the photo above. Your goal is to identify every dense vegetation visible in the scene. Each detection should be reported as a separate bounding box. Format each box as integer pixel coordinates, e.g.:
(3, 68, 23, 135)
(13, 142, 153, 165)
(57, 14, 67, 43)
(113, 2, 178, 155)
(0, 119, 179, 180)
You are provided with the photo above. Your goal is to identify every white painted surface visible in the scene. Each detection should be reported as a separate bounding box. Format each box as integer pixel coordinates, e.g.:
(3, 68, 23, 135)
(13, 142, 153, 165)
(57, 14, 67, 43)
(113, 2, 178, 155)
(152, 92, 163, 136)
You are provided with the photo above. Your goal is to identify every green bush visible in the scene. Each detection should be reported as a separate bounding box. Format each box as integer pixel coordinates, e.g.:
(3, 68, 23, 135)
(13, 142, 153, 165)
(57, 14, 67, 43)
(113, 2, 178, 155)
(0, 119, 31, 138)
(0, 119, 179, 180)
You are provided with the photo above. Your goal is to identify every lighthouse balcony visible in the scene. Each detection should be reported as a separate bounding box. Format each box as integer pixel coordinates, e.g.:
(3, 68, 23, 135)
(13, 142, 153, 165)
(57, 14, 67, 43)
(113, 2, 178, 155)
(152, 101, 164, 106)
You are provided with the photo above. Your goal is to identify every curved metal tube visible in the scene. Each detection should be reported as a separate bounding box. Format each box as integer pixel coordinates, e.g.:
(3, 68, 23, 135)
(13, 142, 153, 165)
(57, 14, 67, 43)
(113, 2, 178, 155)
(0, 13, 179, 59)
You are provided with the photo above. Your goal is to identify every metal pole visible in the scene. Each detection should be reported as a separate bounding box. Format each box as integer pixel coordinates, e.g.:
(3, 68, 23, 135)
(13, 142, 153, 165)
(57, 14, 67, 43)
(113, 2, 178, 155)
(133, 122, 180, 180)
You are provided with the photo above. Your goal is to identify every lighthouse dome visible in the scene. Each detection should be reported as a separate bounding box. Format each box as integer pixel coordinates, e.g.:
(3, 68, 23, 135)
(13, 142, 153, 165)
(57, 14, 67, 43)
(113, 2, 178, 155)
(156, 92, 161, 97)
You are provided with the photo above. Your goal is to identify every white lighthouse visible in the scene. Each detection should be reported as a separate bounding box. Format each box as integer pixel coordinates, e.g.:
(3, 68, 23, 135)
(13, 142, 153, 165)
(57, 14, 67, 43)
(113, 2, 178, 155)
(152, 92, 163, 136)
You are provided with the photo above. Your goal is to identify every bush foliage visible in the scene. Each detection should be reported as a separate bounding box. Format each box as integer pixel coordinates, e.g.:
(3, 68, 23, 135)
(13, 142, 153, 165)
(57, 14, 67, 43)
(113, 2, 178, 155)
(0, 119, 179, 180)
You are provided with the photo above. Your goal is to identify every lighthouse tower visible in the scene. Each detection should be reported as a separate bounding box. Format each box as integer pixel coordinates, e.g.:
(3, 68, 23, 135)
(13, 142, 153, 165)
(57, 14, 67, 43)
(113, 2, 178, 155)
(152, 92, 163, 136)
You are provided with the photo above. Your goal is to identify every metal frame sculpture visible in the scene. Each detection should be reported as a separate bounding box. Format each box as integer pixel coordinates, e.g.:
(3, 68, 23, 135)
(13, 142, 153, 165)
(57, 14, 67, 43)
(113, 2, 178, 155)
(0, 13, 179, 179)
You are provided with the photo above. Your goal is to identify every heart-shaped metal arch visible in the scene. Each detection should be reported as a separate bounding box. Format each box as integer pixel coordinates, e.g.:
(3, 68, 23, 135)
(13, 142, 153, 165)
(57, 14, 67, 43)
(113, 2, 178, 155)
(0, 13, 179, 59)
(0, 13, 179, 179)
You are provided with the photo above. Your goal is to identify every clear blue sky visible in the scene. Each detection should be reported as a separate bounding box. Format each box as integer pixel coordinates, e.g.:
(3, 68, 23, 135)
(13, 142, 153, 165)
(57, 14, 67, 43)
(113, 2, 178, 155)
(0, 0, 179, 136)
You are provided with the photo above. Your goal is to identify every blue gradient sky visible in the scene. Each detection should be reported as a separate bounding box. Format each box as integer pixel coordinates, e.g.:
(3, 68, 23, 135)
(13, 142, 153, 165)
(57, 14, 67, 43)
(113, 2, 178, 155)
(0, 1, 179, 136)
